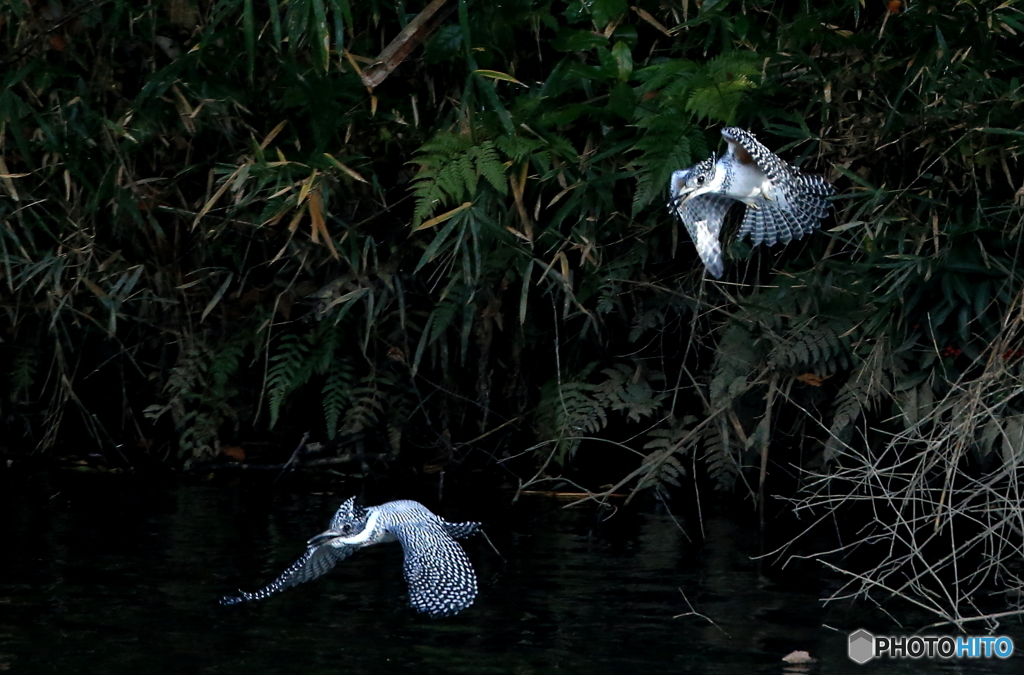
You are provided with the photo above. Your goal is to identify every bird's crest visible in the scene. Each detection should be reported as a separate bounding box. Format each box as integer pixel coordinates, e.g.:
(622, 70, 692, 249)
(667, 126, 834, 277)
(221, 498, 481, 617)
(330, 496, 369, 532)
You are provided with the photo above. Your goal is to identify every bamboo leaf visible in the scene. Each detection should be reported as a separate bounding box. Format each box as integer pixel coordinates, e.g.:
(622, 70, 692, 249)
(268, 0, 283, 47)
(519, 259, 533, 325)
(193, 165, 244, 228)
(243, 0, 256, 81)
(311, 0, 330, 70)
(414, 209, 465, 272)
(308, 187, 339, 259)
(201, 272, 233, 323)
(328, 0, 347, 51)
(473, 69, 526, 86)
(413, 201, 472, 232)
(323, 153, 368, 182)
(260, 120, 289, 150)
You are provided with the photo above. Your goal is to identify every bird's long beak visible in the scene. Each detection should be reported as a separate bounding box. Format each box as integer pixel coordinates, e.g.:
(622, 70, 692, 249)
(307, 531, 337, 546)
(670, 170, 693, 196)
(669, 171, 696, 210)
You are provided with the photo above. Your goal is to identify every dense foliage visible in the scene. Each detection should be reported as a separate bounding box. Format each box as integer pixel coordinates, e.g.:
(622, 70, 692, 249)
(2, 0, 1023, 626)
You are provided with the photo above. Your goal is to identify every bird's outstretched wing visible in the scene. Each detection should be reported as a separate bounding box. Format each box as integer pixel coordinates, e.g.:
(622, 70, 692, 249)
(389, 519, 478, 618)
(721, 127, 791, 190)
(441, 520, 482, 539)
(721, 127, 834, 246)
(220, 543, 357, 605)
(670, 192, 736, 279)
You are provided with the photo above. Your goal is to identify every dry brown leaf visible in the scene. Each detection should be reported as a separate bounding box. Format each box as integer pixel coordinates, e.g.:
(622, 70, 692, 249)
(795, 372, 829, 386)
(221, 445, 246, 461)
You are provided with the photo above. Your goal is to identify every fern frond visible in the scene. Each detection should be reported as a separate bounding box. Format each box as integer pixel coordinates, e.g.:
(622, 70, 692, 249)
(595, 248, 645, 317)
(322, 358, 355, 440)
(211, 342, 245, 397)
(158, 343, 240, 462)
(636, 445, 686, 491)
(535, 377, 607, 462)
(9, 346, 37, 402)
(536, 363, 668, 465)
(311, 319, 344, 373)
(544, 134, 578, 161)
(412, 168, 447, 224)
(824, 338, 897, 461)
(768, 318, 856, 375)
(709, 322, 763, 407)
(472, 142, 507, 195)
(267, 333, 312, 428)
(167, 345, 206, 396)
(495, 134, 544, 163)
(176, 408, 221, 464)
(342, 375, 390, 435)
(705, 52, 761, 80)
(686, 81, 754, 123)
(634, 417, 699, 494)
(595, 363, 666, 422)
(455, 152, 478, 198)
(384, 389, 415, 454)
(410, 132, 508, 226)
(703, 417, 739, 491)
(686, 53, 761, 123)
(630, 109, 703, 214)
(635, 59, 700, 98)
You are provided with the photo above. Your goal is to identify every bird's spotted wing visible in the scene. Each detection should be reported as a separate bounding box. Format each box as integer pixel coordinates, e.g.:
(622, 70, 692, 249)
(220, 543, 356, 605)
(722, 126, 834, 246)
(738, 202, 800, 247)
(389, 519, 478, 617)
(721, 127, 790, 188)
(442, 520, 482, 540)
(670, 191, 736, 279)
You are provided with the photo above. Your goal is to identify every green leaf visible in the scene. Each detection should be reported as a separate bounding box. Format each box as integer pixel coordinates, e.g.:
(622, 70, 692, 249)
(286, 0, 310, 52)
(425, 25, 464, 63)
(611, 41, 633, 81)
(590, 0, 628, 27)
(552, 29, 608, 52)
(311, 0, 330, 70)
(474, 69, 526, 86)
(243, 0, 256, 81)
(607, 82, 635, 120)
(414, 210, 465, 272)
(268, 0, 283, 46)
(328, 0, 349, 50)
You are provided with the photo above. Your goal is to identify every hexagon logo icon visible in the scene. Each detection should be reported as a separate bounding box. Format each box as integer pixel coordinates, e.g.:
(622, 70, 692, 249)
(848, 629, 875, 664)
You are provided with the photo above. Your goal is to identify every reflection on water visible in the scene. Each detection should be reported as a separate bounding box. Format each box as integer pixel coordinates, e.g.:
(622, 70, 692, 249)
(1, 470, 1020, 674)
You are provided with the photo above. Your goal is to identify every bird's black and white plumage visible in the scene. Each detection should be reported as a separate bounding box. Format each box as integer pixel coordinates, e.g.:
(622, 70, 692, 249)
(221, 497, 481, 617)
(669, 127, 834, 278)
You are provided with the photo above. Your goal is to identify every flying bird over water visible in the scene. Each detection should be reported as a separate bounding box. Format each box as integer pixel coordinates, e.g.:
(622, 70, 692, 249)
(668, 127, 834, 278)
(221, 497, 481, 617)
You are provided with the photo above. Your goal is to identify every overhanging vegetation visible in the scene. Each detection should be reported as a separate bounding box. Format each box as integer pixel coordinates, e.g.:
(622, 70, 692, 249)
(2, 0, 1023, 628)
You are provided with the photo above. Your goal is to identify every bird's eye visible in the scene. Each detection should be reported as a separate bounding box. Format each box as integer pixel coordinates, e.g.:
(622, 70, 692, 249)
(342, 524, 352, 534)
(697, 175, 705, 185)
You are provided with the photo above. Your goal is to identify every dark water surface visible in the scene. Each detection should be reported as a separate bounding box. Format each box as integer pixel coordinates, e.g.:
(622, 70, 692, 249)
(1, 470, 1020, 674)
